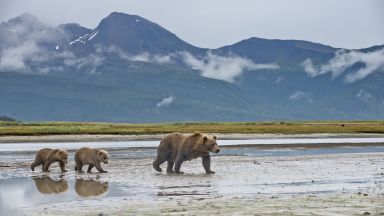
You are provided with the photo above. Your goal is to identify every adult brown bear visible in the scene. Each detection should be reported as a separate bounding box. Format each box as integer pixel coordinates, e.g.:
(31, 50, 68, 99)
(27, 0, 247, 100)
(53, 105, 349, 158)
(153, 133, 220, 174)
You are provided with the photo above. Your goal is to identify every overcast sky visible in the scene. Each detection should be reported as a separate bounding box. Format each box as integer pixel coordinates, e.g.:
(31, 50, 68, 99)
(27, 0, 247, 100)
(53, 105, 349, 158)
(0, 0, 383, 49)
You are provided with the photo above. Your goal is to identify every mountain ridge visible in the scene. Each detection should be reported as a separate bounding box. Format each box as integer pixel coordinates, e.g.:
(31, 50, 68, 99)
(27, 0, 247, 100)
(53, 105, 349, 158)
(0, 12, 383, 122)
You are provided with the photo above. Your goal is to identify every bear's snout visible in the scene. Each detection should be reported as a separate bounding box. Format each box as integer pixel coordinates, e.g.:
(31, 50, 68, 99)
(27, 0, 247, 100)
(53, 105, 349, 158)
(215, 149, 220, 153)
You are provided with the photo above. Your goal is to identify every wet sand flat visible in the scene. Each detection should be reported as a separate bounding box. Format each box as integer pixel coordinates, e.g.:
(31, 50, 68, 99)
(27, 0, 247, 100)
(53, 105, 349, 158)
(1, 150, 384, 215)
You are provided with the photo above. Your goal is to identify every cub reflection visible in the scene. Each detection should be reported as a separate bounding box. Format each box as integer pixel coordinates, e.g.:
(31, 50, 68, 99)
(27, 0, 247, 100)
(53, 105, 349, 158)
(32, 176, 68, 194)
(75, 178, 108, 197)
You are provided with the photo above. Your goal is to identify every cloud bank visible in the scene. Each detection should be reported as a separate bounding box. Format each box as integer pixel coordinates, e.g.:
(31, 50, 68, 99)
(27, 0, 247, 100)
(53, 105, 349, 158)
(156, 96, 175, 108)
(302, 48, 384, 82)
(0, 15, 174, 75)
(0, 15, 105, 74)
(181, 52, 279, 83)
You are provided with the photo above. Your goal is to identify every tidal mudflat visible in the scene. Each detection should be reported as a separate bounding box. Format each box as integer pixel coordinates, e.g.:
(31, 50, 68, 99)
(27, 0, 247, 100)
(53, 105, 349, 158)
(0, 140, 384, 215)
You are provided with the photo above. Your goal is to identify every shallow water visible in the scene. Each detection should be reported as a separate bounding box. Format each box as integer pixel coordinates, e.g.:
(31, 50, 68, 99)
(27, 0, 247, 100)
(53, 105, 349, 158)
(1, 137, 384, 152)
(0, 176, 122, 210)
(1, 144, 384, 163)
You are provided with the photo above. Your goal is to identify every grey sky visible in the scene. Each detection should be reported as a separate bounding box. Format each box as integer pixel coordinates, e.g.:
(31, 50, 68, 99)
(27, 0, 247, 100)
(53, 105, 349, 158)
(0, 0, 383, 49)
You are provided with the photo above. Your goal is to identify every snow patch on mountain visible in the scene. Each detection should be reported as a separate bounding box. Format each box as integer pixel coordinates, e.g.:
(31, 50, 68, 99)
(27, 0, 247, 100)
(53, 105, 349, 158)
(87, 31, 98, 41)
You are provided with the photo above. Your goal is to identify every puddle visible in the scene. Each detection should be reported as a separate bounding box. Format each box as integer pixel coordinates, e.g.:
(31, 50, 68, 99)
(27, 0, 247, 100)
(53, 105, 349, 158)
(0, 175, 129, 214)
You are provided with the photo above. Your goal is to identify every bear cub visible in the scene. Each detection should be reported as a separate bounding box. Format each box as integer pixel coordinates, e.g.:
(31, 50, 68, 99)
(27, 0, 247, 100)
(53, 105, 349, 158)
(31, 148, 68, 172)
(153, 132, 220, 174)
(75, 147, 109, 173)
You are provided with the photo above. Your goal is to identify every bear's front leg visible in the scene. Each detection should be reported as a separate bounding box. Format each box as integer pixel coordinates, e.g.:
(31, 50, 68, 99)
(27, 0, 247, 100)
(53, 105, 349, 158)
(87, 164, 94, 173)
(95, 162, 107, 173)
(59, 161, 68, 172)
(174, 155, 184, 174)
(202, 155, 215, 174)
(43, 161, 53, 172)
(166, 161, 175, 173)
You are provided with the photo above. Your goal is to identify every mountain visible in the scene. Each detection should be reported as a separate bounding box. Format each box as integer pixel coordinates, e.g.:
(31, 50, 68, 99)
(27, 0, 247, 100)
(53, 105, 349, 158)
(58, 23, 91, 41)
(215, 37, 336, 66)
(68, 12, 204, 55)
(0, 12, 383, 122)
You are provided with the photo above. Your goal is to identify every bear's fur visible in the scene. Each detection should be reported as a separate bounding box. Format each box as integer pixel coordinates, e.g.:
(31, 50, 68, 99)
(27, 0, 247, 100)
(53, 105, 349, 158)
(153, 132, 220, 174)
(32, 176, 68, 194)
(31, 148, 68, 172)
(75, 179, 108, 197)
(74, 147, 109, 173)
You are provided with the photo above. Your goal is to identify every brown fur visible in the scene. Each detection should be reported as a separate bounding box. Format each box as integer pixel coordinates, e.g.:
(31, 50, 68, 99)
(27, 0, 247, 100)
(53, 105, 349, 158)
(153, 132, 220, 174)
(75, 179, 108, 197)
(30, 148, 68, 172)
(74, 147, 109, 173)
(32, 176, 68, 194)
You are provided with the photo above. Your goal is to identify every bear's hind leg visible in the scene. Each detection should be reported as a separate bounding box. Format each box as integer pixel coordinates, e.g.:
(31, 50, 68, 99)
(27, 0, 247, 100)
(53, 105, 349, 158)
(166, 161, 175, 173)
(87, 164, 94, 173)
(174, 155, 184, 174)
(31, 160, 42, 171)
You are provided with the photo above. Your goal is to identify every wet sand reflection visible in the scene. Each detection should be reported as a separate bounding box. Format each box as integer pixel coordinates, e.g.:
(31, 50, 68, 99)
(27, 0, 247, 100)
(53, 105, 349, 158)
(75, 178, 108, 197)
(32, 175, 68, 194)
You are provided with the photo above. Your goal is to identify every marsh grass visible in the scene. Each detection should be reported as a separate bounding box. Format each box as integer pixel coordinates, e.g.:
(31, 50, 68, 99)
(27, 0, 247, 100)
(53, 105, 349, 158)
(0, 121, 384, 136)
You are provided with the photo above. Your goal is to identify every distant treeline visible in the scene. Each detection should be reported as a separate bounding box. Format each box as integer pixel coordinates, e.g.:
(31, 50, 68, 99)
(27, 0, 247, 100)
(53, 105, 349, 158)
(0, 116, 16, 122)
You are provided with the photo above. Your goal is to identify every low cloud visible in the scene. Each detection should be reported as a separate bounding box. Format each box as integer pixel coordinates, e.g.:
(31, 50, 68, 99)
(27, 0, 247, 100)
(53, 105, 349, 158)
(156, 96, 175, 108)
(0, 41, 41, 72)
(275, 76, 284, 84)
(60, 50, 104, 74)
(105, 46, 173, 64)
(288, 91, 313, 103)
(0, 15, 104, 74)
(0, 43, 104, 74)
(356, 89, 375, 104)
(302, 48, 384, 82)
(181, 52, 279, 83)
(128, 52, 173, 64)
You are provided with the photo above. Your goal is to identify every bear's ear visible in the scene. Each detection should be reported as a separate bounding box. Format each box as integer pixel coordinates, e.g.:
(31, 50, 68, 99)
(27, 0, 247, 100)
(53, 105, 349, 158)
(203, 136, 208, 143)
(213, 135, 217, 140)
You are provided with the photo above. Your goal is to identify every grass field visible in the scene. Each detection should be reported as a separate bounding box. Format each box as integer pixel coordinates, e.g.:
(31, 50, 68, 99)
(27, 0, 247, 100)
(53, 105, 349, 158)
(0, 121, 384, 136)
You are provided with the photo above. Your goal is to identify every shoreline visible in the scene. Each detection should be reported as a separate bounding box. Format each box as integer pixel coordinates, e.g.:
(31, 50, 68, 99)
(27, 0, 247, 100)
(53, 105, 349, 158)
(1, 133, 384, 143)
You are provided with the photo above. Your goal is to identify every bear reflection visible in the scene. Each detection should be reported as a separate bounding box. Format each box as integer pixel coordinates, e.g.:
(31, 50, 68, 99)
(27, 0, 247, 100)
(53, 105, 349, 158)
(32, 176, 68, 194)
(75, 178, 108, 197)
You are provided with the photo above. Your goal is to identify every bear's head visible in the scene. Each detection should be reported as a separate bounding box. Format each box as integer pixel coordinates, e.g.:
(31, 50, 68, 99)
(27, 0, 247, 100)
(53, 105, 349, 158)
(203, 135, 220, 153)
(98, 150, 109, 164)
(56, 149, 68, 164)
